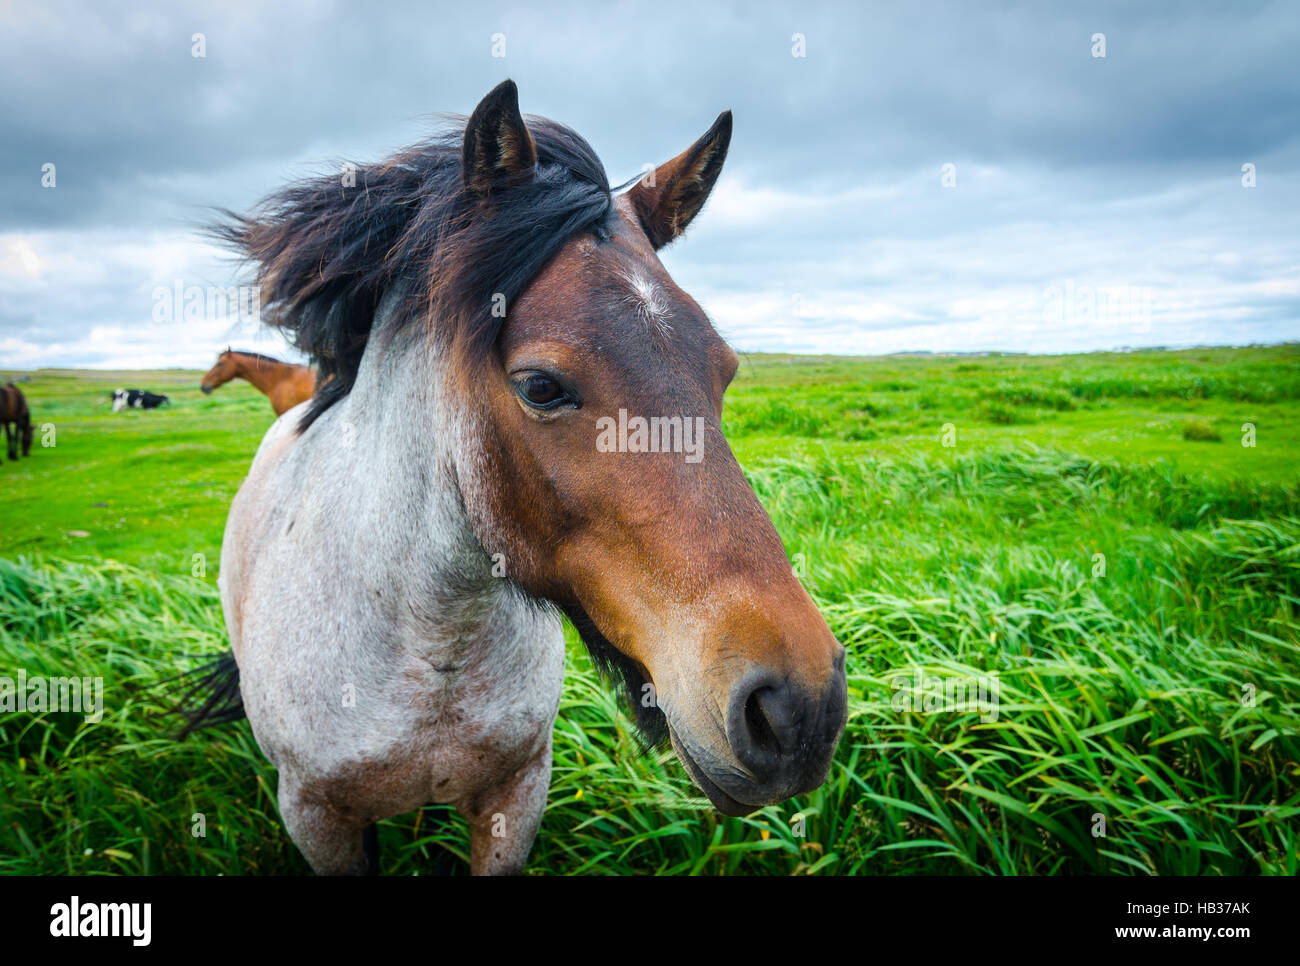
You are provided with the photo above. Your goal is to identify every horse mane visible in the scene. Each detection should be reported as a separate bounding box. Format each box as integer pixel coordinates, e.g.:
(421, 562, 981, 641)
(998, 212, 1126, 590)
(227, 349, 291, 366)
(210, 115, 614, 429)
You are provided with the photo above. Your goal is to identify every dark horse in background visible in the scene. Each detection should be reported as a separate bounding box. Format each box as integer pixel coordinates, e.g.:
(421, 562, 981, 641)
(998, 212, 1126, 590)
(111, 389, 169, 412)
(0, 383, 33, 461)
(186, 80, 847, 875)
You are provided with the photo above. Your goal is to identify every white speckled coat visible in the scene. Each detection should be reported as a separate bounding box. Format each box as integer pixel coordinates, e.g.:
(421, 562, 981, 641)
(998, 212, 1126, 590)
(219, 310, 565, 875)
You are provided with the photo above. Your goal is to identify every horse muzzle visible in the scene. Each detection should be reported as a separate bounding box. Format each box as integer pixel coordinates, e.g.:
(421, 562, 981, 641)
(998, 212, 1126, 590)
(668, 650, 848, 815)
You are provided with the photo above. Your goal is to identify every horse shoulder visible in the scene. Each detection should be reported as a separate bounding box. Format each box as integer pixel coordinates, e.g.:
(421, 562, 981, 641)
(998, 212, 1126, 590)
(221, 410, 312, 609)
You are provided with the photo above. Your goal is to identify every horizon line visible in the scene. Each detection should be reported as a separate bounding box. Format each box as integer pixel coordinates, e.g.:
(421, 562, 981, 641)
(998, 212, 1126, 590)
(2, 339, 1297, 374)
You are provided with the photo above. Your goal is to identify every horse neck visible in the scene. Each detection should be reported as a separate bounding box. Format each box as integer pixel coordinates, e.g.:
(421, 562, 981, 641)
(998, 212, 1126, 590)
(232, 354, 288, 394)
(334, 312, 516, 640)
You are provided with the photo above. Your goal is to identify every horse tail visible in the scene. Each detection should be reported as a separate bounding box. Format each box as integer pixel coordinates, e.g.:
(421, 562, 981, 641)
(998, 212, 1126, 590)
(161, 650, 245, 738)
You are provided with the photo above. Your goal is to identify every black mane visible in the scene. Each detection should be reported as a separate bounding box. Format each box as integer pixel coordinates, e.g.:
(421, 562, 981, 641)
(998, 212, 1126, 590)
(227, 349, 291, 366)
(210, 115, 613, 429)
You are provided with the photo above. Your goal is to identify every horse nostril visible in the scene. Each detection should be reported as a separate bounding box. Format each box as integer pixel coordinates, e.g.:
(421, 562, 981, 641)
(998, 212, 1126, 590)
(727, 674, 799, 779)
(743, 687, 784, 758)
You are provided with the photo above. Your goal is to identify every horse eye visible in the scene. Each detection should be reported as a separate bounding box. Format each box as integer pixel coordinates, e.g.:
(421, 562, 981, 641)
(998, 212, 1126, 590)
(516, 373, 567, 409)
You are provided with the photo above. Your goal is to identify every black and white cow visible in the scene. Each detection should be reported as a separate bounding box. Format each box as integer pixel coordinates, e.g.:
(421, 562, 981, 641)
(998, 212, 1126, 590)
(111, 389, 170, 412)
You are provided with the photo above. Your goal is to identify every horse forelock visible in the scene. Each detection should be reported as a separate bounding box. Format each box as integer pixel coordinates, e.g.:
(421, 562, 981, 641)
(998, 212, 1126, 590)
(210, 115, 614, 430)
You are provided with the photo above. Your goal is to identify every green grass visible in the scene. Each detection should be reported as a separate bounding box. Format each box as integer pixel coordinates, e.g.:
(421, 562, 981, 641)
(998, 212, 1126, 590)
(1183, 418, 1222, 442)
(0, 369, 275, 571)
(2, 346, 1298, 875)
(723, 345, 1300, 483)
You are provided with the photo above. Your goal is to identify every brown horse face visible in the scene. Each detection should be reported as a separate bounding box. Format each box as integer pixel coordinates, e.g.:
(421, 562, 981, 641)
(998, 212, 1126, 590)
(200, 351, 235, 394)
(458, 97, 846, 815)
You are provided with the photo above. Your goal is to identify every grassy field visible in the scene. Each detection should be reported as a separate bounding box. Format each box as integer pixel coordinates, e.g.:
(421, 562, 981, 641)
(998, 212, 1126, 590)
(1, 345, 1298, 875)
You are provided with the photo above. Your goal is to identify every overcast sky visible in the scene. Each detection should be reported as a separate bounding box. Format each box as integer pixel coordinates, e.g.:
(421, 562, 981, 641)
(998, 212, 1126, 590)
(2, 0, 1297, 369)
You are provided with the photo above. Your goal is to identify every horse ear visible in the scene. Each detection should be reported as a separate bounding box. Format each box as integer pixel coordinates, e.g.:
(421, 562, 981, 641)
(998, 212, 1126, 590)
(463, 79, 537, 200)
(626, 110, 732, 250)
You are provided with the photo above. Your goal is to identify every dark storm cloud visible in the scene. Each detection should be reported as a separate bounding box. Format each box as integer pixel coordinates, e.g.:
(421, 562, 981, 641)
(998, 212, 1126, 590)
(1, 0, 1297, 365)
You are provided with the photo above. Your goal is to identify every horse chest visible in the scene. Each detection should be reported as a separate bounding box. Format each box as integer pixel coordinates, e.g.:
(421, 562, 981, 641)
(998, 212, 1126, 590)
(241, 604, 565, 815)
(400, 649, 564, 801)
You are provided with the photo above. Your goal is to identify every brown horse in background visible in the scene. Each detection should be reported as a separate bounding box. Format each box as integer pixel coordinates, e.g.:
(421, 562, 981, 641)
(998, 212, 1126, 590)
(200, 349, 315, 415)
(0, 383, 33, 461)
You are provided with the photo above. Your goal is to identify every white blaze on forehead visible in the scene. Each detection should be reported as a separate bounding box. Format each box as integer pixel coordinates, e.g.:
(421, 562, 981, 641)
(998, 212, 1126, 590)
(619, 270, 671, 335)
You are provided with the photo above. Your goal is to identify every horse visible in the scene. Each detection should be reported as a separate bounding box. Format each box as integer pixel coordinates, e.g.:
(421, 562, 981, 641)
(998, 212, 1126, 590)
(111, 389, 169, 412)
(0, 383, 33, 461)
(200, 348, 316, 415)
(191, 80, 847, 875)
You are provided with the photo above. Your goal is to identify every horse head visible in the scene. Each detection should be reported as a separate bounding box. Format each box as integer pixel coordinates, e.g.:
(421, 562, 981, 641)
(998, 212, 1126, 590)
(452, 83, 847, 813)
(200, 348, 237, 394)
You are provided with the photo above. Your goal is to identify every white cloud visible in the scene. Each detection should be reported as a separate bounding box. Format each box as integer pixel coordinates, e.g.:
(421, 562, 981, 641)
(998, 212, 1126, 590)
(2, 1, 1298, 366)
(1, 238, 43, 277)
(0, 227, 301, 369)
